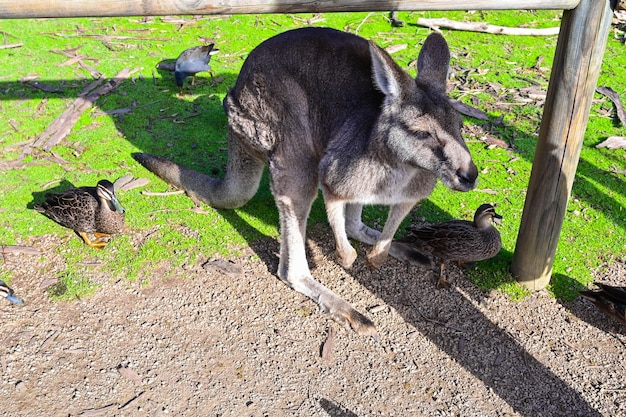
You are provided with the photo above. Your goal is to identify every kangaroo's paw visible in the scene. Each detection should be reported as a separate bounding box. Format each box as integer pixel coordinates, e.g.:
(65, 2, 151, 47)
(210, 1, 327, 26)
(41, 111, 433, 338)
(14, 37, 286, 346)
(366, 250, 388, 270)
(319, 294, 377, 337)
(336, 246, 358, 269)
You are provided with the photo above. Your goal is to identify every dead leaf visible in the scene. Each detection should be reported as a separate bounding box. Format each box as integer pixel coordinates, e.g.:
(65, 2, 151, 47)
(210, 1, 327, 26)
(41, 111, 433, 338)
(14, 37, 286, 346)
(113, 175, 134, 190)
(596, 86, 626, 126)
(40, 277, 60, 290)
(450, 100, 490, 121)
(117, 366, 142, 386)
(37, 331, 59, 353)
(483, 135, 511, 150)
(117, 177, 150, 191)
(368, 305, 387, 314)
(596, 136, 626, 150)
(475, 188, 499, 195)
(321, 326, 336, 361)
(385, 44, 407, 54)
(1, 245, 42, 255)
(202, 259, 243, 278)
(189, 206, 211, 214)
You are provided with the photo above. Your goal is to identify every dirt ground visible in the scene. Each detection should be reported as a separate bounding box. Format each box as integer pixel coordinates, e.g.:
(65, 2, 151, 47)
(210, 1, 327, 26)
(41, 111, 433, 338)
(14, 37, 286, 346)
(1, 226, 625, 417)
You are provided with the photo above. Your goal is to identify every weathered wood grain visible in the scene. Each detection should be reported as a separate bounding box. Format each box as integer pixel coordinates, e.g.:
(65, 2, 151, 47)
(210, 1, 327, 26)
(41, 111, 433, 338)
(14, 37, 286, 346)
(510, 0, 614, 290)
(0, 0, 580, 19)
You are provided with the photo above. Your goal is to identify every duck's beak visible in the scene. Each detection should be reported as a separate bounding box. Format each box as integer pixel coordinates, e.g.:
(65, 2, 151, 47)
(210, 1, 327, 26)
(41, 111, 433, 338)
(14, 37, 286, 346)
(111, 196, 126, 214)
(492, 213, 503, 225)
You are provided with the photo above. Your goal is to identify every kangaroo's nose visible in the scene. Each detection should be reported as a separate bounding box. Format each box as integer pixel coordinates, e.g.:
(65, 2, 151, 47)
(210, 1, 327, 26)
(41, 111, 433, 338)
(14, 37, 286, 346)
(457, 164, 478, 190)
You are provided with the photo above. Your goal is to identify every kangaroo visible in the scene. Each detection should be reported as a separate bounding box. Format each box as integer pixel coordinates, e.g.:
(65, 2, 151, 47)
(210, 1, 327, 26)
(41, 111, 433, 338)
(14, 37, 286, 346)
(133, 27, 478, 336)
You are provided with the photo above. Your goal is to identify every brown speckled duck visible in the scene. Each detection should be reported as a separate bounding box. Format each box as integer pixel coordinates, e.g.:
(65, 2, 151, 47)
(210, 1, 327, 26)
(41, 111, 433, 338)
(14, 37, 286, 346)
(403, 204, 502, 288)
(34, 180, 125, 249)
(579, 283, 626, 329)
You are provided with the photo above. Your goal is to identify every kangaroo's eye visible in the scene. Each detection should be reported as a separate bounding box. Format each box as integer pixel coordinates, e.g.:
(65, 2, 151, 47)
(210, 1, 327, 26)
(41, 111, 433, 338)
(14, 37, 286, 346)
(410, 129, 431, 140)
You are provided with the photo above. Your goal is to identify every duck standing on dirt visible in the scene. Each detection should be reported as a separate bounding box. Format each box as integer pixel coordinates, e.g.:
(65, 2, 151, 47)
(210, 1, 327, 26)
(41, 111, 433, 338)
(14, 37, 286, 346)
(580, 283, 626, 329)
(1, 280, 23, 304)
(34, 179, 125, 249)
(175, 43, 219, 93)
(402, 204, 503, 288)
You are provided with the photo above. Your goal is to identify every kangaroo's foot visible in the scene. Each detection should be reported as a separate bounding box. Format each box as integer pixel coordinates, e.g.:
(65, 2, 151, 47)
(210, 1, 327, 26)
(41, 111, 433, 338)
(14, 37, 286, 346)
(286, 273, 377, 337)
(336, 246, 358, 269)
(366, 249, 388, 270)
(320, 292, 378, 336)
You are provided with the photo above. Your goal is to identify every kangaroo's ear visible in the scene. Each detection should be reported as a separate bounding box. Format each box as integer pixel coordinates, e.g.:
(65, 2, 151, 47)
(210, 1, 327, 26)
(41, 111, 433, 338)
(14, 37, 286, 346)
(369, 41, 402, 98)
(416, 33, 450, 91)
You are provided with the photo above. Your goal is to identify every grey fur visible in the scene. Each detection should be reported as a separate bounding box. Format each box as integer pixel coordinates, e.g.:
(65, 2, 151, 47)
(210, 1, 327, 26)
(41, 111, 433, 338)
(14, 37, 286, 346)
(133, 27, 477, 336)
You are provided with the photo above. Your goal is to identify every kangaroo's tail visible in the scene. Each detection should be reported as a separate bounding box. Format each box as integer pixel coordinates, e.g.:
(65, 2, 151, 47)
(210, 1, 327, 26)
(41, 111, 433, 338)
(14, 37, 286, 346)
(132, 152, 264, 209)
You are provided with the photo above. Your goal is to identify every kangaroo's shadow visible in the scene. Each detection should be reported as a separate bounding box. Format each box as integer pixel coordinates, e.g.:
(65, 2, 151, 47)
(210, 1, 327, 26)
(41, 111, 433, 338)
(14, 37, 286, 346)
(303, 224, 602, 417)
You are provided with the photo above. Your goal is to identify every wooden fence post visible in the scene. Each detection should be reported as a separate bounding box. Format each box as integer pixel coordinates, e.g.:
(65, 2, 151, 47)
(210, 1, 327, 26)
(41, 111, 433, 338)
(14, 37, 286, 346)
(510, 0, 614, 290)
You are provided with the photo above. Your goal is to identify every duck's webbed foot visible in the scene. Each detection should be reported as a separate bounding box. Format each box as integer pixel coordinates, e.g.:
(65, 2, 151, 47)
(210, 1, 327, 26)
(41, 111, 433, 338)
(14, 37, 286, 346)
(79, 231, 109, 250)
(435, 262, 450, 289)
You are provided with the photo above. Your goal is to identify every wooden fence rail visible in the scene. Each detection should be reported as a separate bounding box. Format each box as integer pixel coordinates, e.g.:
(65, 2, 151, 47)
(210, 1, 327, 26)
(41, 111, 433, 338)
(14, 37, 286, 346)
(0, 0, 616, 290)
(0, 1, 580, 19)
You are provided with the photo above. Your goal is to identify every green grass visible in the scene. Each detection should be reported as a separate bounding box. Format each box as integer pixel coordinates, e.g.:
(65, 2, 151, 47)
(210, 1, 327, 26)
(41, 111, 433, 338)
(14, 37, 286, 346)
(47, 271, 100, 301)
(0, 11, 624, 301)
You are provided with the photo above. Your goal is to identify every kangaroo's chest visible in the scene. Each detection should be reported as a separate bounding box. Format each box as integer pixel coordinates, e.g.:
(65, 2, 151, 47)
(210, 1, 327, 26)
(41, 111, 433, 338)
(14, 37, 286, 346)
(359, 167, 436, 205)
(320, 157, 437, 205)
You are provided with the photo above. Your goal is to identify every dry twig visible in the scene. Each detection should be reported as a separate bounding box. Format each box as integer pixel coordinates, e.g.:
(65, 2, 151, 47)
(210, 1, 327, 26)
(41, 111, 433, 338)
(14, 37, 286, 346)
(0, 43, 22, 49)
(416, 18, 560, 36)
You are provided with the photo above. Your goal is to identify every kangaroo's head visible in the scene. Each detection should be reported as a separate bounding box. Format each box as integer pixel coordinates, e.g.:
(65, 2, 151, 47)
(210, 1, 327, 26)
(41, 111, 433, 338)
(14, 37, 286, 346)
(370, 33, 478, 192)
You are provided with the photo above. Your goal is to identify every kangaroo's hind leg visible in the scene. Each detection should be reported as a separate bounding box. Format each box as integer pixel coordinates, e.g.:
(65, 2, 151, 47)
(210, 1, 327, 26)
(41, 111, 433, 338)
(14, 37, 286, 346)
(345, 203, 430, 267)
(322, 190, 358, 269)
(270, 161, 376, 336)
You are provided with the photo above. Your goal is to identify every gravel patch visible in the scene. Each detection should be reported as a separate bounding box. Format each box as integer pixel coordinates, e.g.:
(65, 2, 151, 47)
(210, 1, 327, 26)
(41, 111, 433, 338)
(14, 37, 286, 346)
(1, 226, 625, 416)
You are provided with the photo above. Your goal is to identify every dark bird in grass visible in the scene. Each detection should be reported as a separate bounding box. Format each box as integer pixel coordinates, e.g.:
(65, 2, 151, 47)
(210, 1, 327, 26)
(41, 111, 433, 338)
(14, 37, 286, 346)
(1, 280, 23, 304)
(175, 43, 219, 93)
(389, 11, 405, 27)
(580, 283, 626, 329)
(34, 180, 125, 249)
(402, 204, 502, 288)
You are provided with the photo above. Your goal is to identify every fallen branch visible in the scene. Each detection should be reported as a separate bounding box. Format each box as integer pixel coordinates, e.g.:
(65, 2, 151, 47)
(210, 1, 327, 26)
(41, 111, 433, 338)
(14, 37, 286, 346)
(23, 80, 64, 93)
(596, 86, 626, 126)
(0, 42, 22, 49)
(33, 67, 140, 151)
(416, 18, 560, 36)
